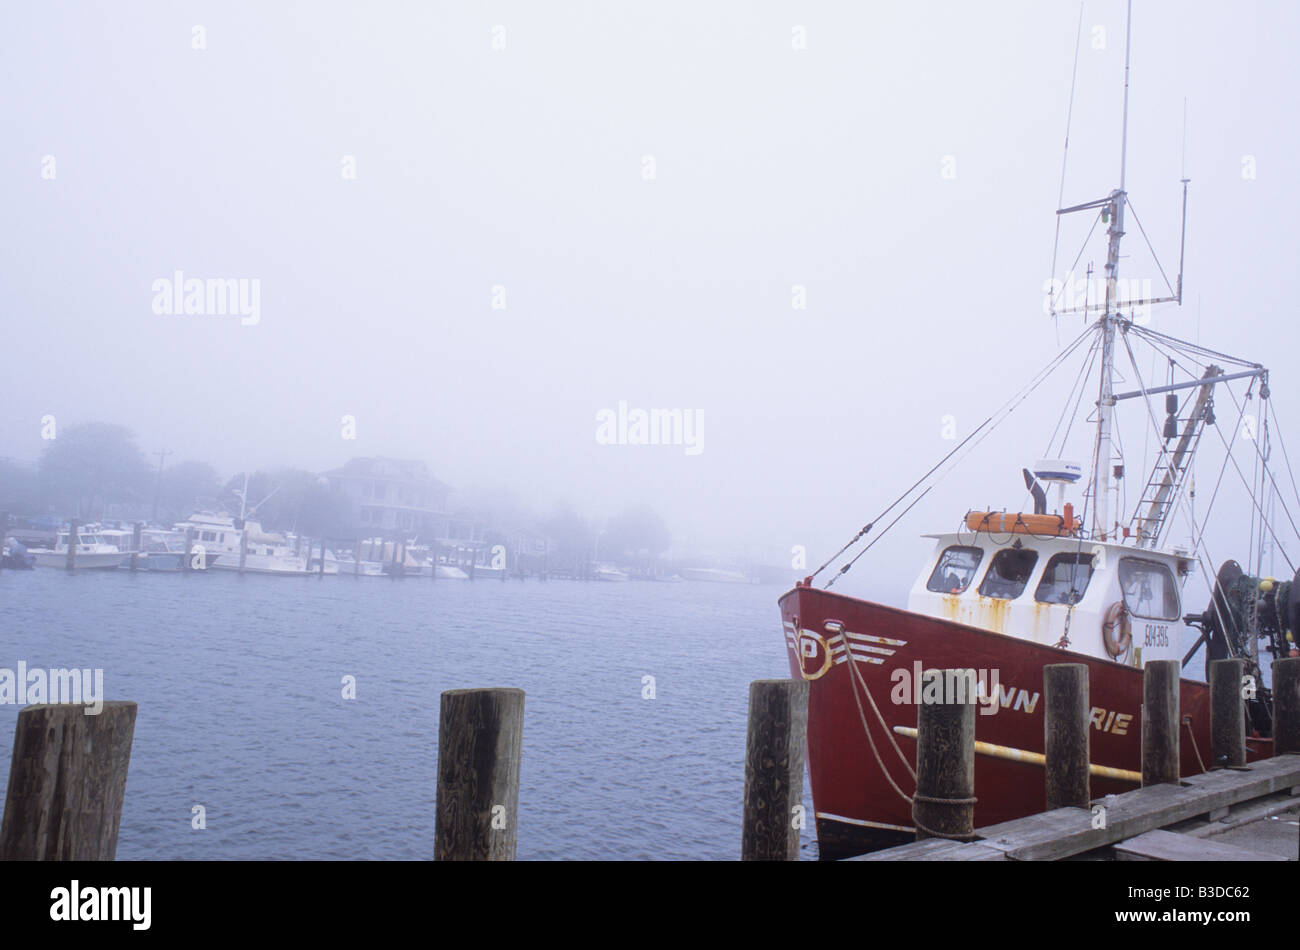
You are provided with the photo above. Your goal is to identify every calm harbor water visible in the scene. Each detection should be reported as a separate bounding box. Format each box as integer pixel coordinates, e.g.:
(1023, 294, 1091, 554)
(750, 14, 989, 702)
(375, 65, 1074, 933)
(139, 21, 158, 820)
(0, 569, 817, 860)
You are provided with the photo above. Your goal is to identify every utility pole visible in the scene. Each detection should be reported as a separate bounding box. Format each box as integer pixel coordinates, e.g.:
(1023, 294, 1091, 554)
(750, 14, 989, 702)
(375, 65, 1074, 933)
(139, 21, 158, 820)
(151, 449, 172, 524)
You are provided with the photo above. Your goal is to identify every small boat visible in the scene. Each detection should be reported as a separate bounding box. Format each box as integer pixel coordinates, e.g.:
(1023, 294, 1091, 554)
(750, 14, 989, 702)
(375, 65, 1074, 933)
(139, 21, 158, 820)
(1, 538, 35, 569)
(593, 563, 629, 582)
(178, 513, 316, 576)
(28, 526, 130, 570)
(137, 528, 221, 571)
(343, 538, 422, 576)
(466, 558, 507, 580)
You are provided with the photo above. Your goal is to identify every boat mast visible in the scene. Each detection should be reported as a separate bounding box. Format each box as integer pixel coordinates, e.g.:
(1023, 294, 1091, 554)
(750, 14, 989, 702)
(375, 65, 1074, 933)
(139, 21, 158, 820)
(1091, 0, 1133, 541)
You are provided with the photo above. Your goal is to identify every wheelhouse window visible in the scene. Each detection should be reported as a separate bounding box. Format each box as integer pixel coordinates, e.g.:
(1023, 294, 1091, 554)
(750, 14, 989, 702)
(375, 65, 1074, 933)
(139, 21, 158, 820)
(926, 545, 984, 594)
(1034, 553, 1095, 605)
(978, 548, 1039, 600)
(1118, 557, 1181, 620)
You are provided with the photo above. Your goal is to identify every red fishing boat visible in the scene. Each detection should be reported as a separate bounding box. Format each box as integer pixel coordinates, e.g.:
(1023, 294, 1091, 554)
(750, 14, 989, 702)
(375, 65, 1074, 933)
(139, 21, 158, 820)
(780, 7, 1298, 860)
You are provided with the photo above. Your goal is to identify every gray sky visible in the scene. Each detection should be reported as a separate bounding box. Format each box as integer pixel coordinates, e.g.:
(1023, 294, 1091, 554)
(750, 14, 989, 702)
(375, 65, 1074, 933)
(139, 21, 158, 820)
(3, 1, 1297, 596)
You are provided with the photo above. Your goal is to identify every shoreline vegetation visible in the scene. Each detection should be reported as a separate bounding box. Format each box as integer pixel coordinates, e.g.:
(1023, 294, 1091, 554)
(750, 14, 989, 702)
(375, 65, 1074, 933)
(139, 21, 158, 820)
(0, 421, 792, 584)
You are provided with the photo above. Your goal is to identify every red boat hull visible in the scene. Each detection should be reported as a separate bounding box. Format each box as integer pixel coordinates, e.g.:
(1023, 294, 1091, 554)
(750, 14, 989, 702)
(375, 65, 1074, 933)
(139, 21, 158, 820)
(778, 585, 1273, 859)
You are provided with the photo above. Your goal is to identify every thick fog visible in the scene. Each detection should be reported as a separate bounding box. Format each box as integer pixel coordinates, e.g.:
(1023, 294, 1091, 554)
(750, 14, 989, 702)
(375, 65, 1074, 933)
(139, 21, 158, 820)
(3, 1, 1297, 599)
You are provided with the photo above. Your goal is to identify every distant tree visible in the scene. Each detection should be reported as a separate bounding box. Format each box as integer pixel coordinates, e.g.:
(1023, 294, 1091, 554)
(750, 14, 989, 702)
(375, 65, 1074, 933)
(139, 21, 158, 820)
(544, 503, 595, 571)
(156, 460, 222, 521)
(600, 505, 671, 561)
(0, 460, 44, 514)
(37, 422, 151, 519)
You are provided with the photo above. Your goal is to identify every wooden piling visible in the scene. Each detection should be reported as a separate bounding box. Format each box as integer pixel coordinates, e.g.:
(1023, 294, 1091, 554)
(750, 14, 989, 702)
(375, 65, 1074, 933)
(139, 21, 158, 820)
(1209, 658, 1247, 768)
(1141, 659, 1180, 786)
(1043, 663, 1090, 809)
(130, 522, 142, 571)
(1272, 657, 1300, 755)
(0, 510, 8, 571)
(238, 527, 247, 574)
(65, 519, 78, 571)
(183, 526, 196, 573)
(318, 538, 326, 576)
(913, 668, 976, 841)
(741, 679, 809, 860)
(354, 542, 361, 577)
(0, 702, 137, 860)
(434, 688, 525, 861)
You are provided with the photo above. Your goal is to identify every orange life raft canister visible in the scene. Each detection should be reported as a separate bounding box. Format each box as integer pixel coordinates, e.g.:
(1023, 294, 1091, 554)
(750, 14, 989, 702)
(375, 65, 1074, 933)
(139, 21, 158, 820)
(965, 505, 1080, 537)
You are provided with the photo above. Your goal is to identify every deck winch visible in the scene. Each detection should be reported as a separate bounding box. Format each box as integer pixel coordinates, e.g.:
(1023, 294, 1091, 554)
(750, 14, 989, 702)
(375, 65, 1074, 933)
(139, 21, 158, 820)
(1184, 560, 1300, 737)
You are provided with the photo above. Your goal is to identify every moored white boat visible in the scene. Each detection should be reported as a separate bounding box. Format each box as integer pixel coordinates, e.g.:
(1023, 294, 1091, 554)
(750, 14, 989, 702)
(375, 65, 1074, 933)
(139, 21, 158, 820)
(138, 527, 221, 571)
(178, 513, 316, 576)
(28, 526, 130, 570)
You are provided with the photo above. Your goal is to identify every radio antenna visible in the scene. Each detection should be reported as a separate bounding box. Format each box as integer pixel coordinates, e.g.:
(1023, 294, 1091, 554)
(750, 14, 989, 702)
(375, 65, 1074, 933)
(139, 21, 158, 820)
(1177, 98, 1190, 303)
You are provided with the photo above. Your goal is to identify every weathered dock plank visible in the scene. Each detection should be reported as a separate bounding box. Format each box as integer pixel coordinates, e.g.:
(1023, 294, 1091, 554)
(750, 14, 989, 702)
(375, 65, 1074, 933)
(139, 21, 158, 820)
(1167, 791, 1300, 838)
(855, 836, 1007, 861)
(857, 755, 1300, 861)
(1114, 828, 1289, 861)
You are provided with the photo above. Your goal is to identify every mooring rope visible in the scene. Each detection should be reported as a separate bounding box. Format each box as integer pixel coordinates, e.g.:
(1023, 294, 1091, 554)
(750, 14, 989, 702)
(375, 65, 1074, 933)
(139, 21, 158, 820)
(1182, 717, 1207, 774)
(833, 628, 983, 841)
(911, 794, 982, 843)
(835, 628, 916, 807)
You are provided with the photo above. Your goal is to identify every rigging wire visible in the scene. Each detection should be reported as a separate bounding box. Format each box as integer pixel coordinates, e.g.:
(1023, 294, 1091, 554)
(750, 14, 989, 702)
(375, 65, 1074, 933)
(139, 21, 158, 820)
(1048, 1, 1087, 345)
(1214, 383, 1300, 563)
(1123, 327, 1294, 545)
(1056, 330, 1103, 455)
(1265, 397, 1300, 513)
(1248, 427, 1260, 575)
(1193, 381, 1253, 549)
(1124, 197, 1176, 298)
(1130, 323, 1260, 370)
(826, 489, 932, 588)
(1202, 394, 1296, 573)
(813, 323, 1097, 585)
(1048, 213, 1105, 316)
(1044, 328, 1101, 457)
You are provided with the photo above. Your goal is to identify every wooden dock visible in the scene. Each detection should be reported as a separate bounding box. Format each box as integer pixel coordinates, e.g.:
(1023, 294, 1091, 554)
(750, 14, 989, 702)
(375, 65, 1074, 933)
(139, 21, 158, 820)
(856, 754, 1299, 861)
(857, 657, 1300, 862)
